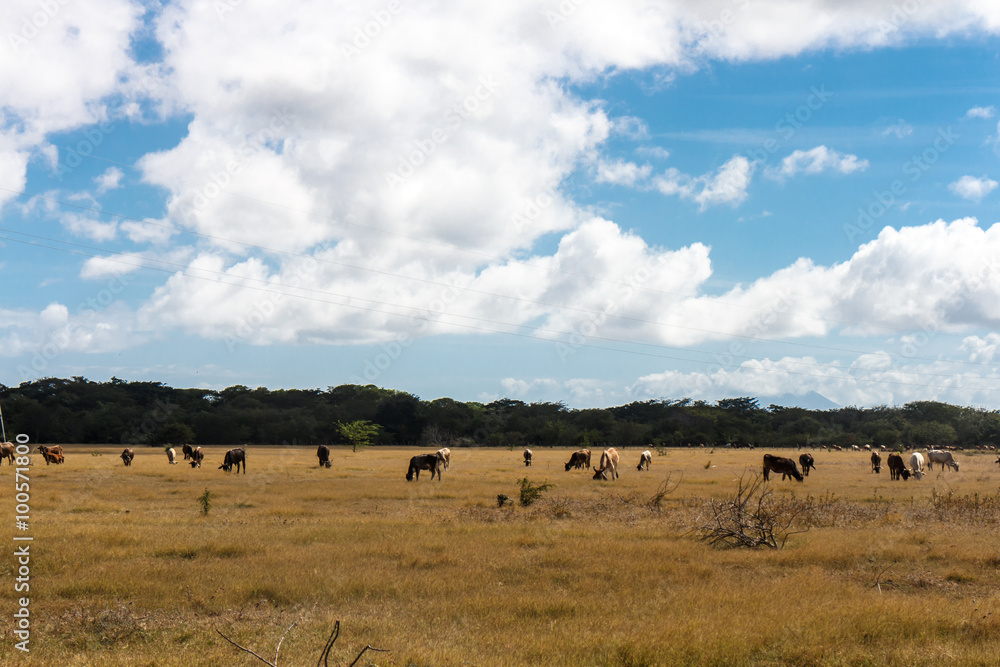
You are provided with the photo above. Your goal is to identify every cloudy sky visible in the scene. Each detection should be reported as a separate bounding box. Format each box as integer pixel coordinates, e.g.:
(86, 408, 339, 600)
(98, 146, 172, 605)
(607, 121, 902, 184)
(3, 0, 1000, 409)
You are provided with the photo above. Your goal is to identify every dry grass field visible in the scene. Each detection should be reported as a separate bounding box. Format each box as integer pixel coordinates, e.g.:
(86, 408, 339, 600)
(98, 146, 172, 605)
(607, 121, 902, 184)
(2, 444, 1000, 666)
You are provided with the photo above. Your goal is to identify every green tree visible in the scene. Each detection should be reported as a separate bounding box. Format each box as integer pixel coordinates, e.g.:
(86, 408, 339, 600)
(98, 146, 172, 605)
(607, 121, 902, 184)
(336, 420, 381, 452)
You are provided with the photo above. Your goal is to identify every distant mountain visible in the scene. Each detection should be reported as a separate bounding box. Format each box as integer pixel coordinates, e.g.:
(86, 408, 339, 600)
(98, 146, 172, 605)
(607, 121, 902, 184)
(759, 391, 840, 411)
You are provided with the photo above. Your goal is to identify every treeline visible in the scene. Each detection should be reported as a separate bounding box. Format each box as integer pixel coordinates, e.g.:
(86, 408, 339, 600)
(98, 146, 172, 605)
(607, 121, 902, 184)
(2, 377, 999, 450)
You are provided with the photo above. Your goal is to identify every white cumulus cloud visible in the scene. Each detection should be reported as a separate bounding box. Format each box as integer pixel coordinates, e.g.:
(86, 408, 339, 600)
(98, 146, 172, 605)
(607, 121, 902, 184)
(768, 146, 869, 180)
(655, 155, 753, 210)
(949, 175, 998, 201)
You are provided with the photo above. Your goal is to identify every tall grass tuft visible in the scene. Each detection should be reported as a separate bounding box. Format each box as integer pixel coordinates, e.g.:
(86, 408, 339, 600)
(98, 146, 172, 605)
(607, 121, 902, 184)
(198, 488, 212, 516)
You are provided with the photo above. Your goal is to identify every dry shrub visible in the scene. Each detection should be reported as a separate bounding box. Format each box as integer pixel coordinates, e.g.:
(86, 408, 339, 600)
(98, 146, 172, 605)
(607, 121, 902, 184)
(695, 470, 807, 549)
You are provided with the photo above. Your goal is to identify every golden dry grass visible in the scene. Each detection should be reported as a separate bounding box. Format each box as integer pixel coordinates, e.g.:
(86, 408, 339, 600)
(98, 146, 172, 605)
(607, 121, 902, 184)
(1, 445, 999, 665)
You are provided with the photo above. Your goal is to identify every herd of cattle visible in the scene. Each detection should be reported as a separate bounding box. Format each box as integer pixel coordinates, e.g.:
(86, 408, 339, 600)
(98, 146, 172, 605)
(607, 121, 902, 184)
(759, 448, 967, 483)
(0, 442, 996, 483)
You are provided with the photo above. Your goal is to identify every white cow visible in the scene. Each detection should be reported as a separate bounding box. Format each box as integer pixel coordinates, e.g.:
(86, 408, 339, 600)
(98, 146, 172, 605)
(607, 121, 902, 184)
(166, 447, 177, 464)
(908, 452, 925, 480)
(436, 447, 451, 471)
(927, 449, 959, 472)
(637, 450, 652, 471)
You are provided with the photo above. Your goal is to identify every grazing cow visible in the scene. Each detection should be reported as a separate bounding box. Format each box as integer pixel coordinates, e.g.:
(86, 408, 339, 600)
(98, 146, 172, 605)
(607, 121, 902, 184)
(593, 448, 620, 480)
(637, 450, 652, 471)
(436, 447, 451, 471)
(36, 445, 64, 465)
(317, 444, 331, 468)
(909, 452, 925, 480)
(887, 453, 910, 481)
(189, 447, 204, 468)
(182, 443, 194, 461)
(120, 448, 134, 466)
(799, 453, 815, 476)
(523, 449, 532, 467)
(927, 449, 960, 472)
(762, 454, 803, 482)
(995, 455, 1000, 466)
(863, 444, 871, 451)
(851, 445, 860, 451)
(406, 453, 442, 481)
(565, 449, 591, 471)
(871, 451, 881, 473)
(219, 448, 246, 474)
(0, 442, 14, 465)
(166, 447, 177, 464)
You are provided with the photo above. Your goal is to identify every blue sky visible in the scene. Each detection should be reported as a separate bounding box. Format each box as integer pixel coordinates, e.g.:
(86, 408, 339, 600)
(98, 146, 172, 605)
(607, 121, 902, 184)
(4, 1, 1000, 409)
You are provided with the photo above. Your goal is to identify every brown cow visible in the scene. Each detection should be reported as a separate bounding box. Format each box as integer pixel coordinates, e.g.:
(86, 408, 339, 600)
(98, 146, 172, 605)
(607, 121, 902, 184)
(182, 443, 194, 460)
(565, 449, 591, 471)
(120, 448, 134, 466)
(871, 451, 881, 473)
(0, 442, 14, 465)
(189, 447, 204, 468)
(798, 453, 815, 476)
(36, 445, 64, 465)
(887, 453, 910, 481)
(593, 448, 620, 480)
(317, 444, 331, 468)
(762, 454, 803, 482)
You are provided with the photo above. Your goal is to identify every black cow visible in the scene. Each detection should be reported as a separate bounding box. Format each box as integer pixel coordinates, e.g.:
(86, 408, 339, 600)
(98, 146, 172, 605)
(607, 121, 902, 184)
(406, 453, 442, 481)
(798, 453, 815, 476)
(182, 443, 194, 460)
(189, 447, 204, 468)
(762, 454, 803, 482)
(523, 449, 532, 467)
(887, 453, 910, 480)
(120, 448, 134, 466)
(871, 451, 882, 473)
(219, 448, 246, 474)
(317, 445, 331, 468)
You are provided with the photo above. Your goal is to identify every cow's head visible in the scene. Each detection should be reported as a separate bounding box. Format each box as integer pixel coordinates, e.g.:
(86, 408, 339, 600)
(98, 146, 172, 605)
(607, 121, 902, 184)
(324, 460, 332, 468)
(593, 467, 607, 480)
(219, 463, 231, 472)
(901, 469, 910, 481)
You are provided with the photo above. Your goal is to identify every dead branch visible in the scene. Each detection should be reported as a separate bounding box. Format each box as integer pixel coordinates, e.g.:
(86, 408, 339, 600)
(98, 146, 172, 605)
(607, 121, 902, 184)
(871, 566, 896, 594)
(216, 618, 389, 667)
(316, 621, 340, 667)
(646, 472, 682, 512)
(348, 644, 391, 666)
(216, 629, 277, 667)
(274, 620, 299, 666)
